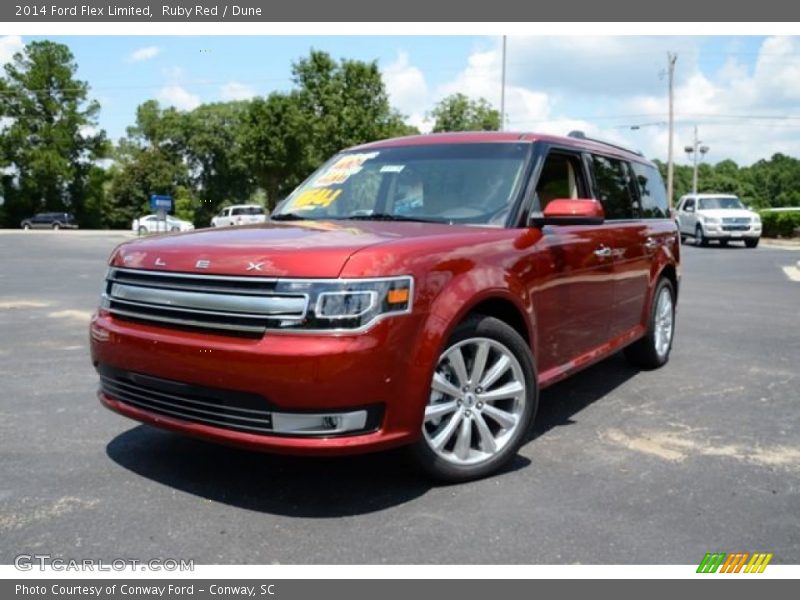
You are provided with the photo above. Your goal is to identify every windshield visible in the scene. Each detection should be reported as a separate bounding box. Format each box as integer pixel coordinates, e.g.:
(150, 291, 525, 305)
(274, 143, 530, 226)
(698, 196, 745, 210)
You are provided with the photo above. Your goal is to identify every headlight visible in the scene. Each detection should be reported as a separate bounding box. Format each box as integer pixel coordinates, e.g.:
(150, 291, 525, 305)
(702, 215, 720, 224)
(752, 214, 761, 223)
(272, 276, 413, 331)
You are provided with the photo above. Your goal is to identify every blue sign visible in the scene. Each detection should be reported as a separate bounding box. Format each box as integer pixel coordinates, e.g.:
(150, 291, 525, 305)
(150, 194, 173, 211)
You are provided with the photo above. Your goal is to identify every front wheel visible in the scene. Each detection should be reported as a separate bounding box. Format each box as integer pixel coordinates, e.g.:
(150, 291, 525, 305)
(22, 223, 30, 230)
(695, 225, 708, 247)
(52, 223, 60, 230)
(745, 238, 759, 248)
(410, 315, 537, 482)
(624, 278, 676, 370)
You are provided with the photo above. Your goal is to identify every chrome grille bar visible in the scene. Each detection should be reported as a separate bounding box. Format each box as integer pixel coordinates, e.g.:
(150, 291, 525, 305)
(104, 267, 309, 336)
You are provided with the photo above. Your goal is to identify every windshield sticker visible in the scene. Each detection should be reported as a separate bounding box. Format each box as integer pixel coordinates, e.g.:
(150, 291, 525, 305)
(312, 152, 379, 187)
(380, 165, 405, 173)
(287, 188, 342, 211)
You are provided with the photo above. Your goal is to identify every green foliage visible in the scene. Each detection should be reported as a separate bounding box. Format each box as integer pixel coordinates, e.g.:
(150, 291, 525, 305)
(428, 93, 501, 133)
(759, 210, 800, 238)
(0, 40, 108, 227)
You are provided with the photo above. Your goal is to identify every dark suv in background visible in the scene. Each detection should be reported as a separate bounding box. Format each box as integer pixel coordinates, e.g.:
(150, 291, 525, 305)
(21, 212, 78, 230)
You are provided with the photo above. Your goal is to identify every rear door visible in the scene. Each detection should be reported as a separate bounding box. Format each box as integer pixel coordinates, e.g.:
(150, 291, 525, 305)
(588, 154, 651, 340)
(528, 147, 615, 374)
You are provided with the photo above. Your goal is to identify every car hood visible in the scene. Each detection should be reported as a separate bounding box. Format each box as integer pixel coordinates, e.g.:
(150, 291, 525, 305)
(111, 219, 480, 278)
(698, 209, 756, 219)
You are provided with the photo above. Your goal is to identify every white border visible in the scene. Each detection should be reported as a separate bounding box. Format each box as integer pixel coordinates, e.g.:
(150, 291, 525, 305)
(2, 564, 799, 579)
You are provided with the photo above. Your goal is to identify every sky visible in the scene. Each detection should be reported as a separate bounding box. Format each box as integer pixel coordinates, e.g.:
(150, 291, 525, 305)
(1, 34, 799, 166)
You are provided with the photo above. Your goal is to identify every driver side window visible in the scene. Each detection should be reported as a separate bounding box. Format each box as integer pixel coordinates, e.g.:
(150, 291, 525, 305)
(535, 151, 583, 210)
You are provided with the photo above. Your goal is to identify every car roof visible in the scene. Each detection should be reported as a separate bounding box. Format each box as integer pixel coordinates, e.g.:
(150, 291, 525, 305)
(681, 193, 739, 199)
(348, 131, 651, 165)
(227, 204, 264, 209)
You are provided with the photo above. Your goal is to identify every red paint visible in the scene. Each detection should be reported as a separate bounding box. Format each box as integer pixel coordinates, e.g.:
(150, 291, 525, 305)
(91, 132, 680, 455)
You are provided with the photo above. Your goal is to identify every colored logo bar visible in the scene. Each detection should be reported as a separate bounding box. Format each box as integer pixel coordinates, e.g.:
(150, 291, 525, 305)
(697, 552, 773, 573)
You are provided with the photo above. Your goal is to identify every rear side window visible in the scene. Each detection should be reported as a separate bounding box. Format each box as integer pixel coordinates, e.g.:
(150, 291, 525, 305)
(631, 163, 668, 219)
(232, 207, 265, 216)
(591, 155, 635, 220)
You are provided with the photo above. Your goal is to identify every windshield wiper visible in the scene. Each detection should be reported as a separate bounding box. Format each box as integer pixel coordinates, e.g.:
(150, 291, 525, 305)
(343, 213, 443, 223)
(270, 212, 309, 221)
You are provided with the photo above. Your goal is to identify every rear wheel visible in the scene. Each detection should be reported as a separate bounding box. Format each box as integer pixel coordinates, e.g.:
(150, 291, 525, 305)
(51, 223, 60, 230)
(411, 315, 537, 482)
(138, 226, 147, 234)
(22, 223, 30, 230)
(745, 238, 759, 248)
(695, 225, 708, 247)
(624, 278, 675, 370)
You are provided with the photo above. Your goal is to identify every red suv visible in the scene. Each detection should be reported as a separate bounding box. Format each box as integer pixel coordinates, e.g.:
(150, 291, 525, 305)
(90, 131, 679, 481)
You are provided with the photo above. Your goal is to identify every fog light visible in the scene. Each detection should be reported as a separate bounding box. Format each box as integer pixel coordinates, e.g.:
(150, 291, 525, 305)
(271, 410, 367, 435)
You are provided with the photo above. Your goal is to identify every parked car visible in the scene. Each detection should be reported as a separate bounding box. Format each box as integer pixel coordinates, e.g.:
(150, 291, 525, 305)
(210, 204, 267, 227)
(132, 214, 195, 234)
(21, 212, 78, 230)
(675, 193, 762, 248)
(91, 131, 679, 482)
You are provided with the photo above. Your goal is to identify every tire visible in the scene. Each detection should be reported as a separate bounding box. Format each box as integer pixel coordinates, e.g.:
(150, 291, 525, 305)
(695, 224, 708, 247)
(170, 226, 180, 232)
(22, 223, 30, 230)
(745, 238, 759, 248)
(410, 315, 537, 482)
(138, 226, 147, 234)
(624, 278, 676, 370)
(680, 234, 687, 244)
(52, 223, 60, 230)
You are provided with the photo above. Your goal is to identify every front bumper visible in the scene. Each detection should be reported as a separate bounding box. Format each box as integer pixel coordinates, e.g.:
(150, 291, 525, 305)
(90, 310, 430, 455)
(702, 225, 761, 240)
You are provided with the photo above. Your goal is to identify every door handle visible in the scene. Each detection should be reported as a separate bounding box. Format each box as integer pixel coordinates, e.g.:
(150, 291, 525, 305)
(594, 245, 612, 258)
(644, 237, 659, 250)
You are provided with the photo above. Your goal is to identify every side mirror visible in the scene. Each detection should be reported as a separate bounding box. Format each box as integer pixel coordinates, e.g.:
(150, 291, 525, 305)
(685, 206, 695, 213)
(531, 198, 605, 227)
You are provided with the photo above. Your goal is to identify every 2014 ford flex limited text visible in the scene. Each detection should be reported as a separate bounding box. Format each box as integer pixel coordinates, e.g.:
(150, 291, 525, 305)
(90, 131, 680, 481)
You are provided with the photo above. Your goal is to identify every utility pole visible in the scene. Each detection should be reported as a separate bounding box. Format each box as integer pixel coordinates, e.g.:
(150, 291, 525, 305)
(666, 52, 678, 209)
(684, 125, 709, 195)
(500, 35, 507, 131)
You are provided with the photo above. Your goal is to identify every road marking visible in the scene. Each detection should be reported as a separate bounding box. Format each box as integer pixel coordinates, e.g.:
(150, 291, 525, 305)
(782, 265, 800, 282)
(47, 309, 93, 322)
(0, 300, 50, 309)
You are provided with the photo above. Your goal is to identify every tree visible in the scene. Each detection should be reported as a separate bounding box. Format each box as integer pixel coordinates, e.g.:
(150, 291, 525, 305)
(0, 40, 107, 227)
(428, 93, 501, 133)
(291, 50, 417, 165)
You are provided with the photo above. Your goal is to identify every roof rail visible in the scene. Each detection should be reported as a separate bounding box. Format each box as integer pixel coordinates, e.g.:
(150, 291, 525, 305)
(567, 130, 644, 157)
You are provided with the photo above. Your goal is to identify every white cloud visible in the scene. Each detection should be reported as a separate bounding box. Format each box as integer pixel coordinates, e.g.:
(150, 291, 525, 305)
(0, 35, 24, 65)
(157, 84, 200, 111)
(129, 46, 160, 63)
(220, 81, 256, 101)
(382, 51, 429, 128)
(405, 36, 800, 165)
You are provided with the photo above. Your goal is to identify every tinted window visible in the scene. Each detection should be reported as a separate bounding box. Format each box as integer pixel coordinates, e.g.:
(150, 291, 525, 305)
(591, 155, 635, 219)
(631, 162, 668, 219)
(535, 152, 583, 209)
(232, 207, 265, 216)
(698, 197, 745, 210)
(683, 198, 695, 211)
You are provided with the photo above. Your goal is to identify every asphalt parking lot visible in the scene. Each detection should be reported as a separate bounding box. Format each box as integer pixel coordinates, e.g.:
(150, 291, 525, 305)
(1, 230, 798, 565)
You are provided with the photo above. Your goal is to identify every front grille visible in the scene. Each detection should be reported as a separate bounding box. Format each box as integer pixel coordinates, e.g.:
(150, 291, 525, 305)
(722, 217, 750, 224)
(722, 225, 749, 231)
(102, 268, 308, 336)
(98, 365, 276, 434)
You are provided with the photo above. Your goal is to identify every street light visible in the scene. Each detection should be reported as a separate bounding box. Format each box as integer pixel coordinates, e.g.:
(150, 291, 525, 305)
(684, 125, 709, 195)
